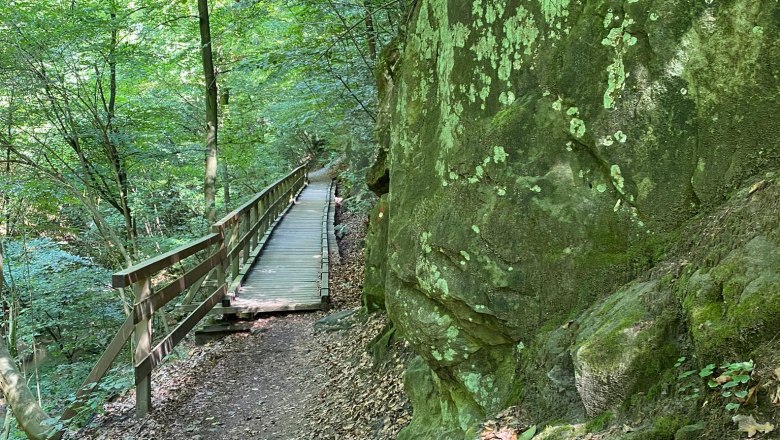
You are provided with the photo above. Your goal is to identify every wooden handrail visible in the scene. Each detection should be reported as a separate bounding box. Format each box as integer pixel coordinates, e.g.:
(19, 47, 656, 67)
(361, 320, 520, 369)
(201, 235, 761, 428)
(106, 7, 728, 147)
(112, 233, 222, 288)
(133, 247, 226, 324)
(213, 164, 307, 229)
(55, 163, 310, 435)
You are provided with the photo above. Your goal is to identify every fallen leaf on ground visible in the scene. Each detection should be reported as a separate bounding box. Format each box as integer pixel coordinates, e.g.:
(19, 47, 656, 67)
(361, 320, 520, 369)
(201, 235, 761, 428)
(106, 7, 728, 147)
(737, 386, 758, 407)
(714, 374, 732, 385)
(518, 425, 536, 440)
(732, 414, 774, 437)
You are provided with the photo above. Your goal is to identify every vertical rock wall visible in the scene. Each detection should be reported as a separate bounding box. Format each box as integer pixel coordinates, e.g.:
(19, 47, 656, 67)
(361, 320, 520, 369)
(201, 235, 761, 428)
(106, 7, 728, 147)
(366, 1, 780, 438)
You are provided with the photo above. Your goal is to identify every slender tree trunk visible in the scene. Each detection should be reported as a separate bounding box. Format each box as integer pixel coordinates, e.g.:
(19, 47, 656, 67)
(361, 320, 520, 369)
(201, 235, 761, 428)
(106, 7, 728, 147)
(106, 5, 138, 259)
(0, 341, 53, 440)
(3, 97, 12, 236)
(221, 162, 230, 211)
(0, 252, 52, 439)
(364, 0, 377, 60)
(219, 89, 230, 211)
(198, 0, 218, 224)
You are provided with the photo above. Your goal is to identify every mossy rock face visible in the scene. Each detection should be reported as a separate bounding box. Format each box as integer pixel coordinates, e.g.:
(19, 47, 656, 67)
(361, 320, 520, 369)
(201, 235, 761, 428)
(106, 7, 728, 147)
(534, 424, 586, 440)
(363, 194, 390, 311)
(397, 356, 483, 440)
(370, 0, 780, 437)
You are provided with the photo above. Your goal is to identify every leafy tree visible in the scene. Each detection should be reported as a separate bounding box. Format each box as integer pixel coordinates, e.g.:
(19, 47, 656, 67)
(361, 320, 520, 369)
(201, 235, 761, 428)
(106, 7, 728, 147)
(0, 0, 401, 435)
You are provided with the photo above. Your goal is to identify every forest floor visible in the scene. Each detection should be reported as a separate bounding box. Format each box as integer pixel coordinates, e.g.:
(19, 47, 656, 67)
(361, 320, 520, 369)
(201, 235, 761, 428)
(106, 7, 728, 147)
(73, 186, 412, 440)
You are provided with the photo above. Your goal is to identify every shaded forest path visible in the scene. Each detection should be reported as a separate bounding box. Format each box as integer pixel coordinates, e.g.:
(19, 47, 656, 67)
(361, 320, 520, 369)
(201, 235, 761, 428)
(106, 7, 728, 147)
(78, 182, 412, 440)
(146, 314, 324, 440)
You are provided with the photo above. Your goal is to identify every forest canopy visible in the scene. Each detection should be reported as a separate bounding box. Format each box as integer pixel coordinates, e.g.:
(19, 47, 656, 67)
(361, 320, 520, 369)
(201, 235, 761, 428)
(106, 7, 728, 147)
(0, 0, 397, 436)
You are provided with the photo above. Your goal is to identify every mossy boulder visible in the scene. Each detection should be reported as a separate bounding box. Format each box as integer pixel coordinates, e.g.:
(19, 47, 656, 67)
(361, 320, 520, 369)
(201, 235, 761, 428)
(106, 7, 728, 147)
(572, 280, 677, 416)
(368, 0, 780, 438)
(534, 424, 586, 440)
(397, 356, 483, 440)
(679, 235, 780, 359)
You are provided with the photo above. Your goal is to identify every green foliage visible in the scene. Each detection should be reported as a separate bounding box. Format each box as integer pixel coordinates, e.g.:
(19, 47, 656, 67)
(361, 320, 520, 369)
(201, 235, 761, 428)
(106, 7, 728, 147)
(674, 356, 755, 412)
(0, 0, 398, 435)
(1, 238, 131, 436)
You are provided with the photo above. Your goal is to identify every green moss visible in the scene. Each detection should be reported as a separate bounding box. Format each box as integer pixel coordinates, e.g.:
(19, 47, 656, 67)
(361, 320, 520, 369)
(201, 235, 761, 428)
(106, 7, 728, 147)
(601, 17, 634, 108)
(586, 411, 613, 432)
(535, 424, 586, 440)
(379, 0, 780, 436)
(369, 323, 397, 366)
(681, 236, 780, 359)
(538, 0, 571, 25)
(620, 415, 688, 440)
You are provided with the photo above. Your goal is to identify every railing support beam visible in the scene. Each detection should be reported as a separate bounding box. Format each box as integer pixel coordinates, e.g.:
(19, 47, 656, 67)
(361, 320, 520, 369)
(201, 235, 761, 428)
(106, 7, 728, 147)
(134, 276, 153, 417)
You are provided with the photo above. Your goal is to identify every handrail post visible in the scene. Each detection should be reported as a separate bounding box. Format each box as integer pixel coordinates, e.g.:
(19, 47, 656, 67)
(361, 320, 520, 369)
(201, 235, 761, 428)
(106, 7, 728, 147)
(134, 276, 152, 417)
(271, 187, 278, 218)
(249, 203, 259, 250)
(259, 198, 268, 236)
(241, 211, 251, 265)
(211, 226, 228, 301)
(231, 220, 240, 280)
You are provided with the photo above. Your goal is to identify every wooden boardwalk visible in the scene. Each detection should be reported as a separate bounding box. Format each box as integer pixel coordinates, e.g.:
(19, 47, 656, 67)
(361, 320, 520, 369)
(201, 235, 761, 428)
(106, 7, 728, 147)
(55, 164, 334, 427)
(218, 168, 333, 314)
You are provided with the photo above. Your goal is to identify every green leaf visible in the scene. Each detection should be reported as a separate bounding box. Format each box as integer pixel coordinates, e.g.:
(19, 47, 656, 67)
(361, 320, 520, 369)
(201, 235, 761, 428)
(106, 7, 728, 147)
(734, 390, 748, 399)
(699, 364, 716, 377)
(733, 375, 751, 384)
(678, 370, 696, 379)
(722, 391, 733, 398)
(725, 402, 740, 411)
(519, 425, 537, 440)
(707, 380, 719, 388)
(723, 381, 740, 389)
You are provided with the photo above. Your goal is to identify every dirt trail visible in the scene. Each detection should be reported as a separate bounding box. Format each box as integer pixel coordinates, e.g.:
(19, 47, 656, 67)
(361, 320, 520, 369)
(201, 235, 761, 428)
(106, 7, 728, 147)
(166, 314, 325, 440)
(83, 313, 327, 440)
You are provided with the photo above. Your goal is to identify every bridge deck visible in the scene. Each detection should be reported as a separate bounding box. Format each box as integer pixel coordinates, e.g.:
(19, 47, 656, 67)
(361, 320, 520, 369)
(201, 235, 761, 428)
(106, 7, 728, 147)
(220, 169, 331, 314)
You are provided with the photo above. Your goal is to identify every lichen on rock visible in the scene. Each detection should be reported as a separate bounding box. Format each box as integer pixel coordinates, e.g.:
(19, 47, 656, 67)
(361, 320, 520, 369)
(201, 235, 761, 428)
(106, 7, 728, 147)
(366, 0, 780, 438)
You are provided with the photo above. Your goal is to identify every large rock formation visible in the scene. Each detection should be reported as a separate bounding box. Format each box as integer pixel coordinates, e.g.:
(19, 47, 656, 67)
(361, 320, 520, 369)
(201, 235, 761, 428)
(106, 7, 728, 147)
(365, 0, 780, 438)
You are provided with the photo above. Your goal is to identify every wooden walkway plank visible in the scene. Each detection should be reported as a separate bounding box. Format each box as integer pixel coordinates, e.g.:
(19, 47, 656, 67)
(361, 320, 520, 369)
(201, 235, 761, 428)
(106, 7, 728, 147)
(218, 168, 333, 314)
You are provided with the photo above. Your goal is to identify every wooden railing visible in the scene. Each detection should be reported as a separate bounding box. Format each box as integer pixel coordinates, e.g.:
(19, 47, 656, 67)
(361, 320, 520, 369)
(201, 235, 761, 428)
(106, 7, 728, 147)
(55, 164, 308, 431)
(319, 179, 335, 303)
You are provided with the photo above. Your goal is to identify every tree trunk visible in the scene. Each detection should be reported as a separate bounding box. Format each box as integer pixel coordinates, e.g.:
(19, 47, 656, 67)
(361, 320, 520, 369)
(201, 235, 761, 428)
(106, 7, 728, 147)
(106, 4, 138, 259)
(364, 0, 377, 60)
(0, 342, 53, 440)
(219, 89, 230, 212)
(3, 97, 12, 236)
(221, 161, 230, 212)
(198, 0, 218, 224)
